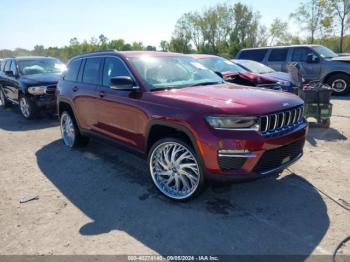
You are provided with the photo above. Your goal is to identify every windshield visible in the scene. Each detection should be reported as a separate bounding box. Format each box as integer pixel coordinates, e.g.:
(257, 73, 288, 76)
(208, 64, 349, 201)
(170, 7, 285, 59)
(129, 56, 224, 90)
(234, 60, 274, 74)
(312, 46, 338, 59)
(199, 57, 247, 74)
(18, 58, 66, 75)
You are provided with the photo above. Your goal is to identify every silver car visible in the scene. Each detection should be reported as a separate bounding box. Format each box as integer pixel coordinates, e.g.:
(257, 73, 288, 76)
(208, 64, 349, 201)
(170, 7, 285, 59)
(236, 45, 350, 95)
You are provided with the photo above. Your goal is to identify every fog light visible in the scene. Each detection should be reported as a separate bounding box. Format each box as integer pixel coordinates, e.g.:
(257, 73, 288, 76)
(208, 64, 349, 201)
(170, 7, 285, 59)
(218, 149, 256, 158)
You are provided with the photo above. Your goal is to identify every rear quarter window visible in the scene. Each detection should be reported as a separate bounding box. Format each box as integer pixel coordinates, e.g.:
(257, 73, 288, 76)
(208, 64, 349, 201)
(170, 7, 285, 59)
(237, 49, 268, 62)
(64, 59, 82, 81)
(268, 48, 288, 62)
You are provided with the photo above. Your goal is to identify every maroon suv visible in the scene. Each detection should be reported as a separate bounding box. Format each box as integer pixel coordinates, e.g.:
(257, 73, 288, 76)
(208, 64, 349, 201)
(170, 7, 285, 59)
(57, 51, 307, 201)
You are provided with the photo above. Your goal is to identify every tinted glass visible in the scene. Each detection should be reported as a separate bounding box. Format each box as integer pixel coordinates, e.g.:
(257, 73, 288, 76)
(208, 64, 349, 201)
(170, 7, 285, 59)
(102, 57, 131, 86)
(129, 56, 223, 90)
(291, 48, 315, 62)
(82, 58, 103, 85)
(65, 59, 82, 81)
(10, 61, 17, 73)
(268, 48, 288, 62)
(238, 49, 268, 62)
(199, 57, 246, 74)
(4, 60, 11, 71)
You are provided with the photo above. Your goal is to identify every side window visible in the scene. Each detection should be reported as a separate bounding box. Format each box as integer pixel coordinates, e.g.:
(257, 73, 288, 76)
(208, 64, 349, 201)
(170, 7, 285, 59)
(64, 59, 82, 81)
(4, 60, 11, 72)
(82, 58, 103, 85)
(238, 49, 267, 62)
(102, 57, 131, 86)
(10, 60, 17, 73)
(268, 48, 288, 62)
(291, 48, 313, 62)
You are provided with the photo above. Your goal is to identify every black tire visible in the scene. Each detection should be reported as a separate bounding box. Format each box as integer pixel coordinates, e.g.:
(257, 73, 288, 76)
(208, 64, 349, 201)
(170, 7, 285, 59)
(327, 73, 350, 96)
(60, 111, 89, 148)
(0, 87, 10, 108)
(19, 95, 38, 119)
(147, 137, 205, 201)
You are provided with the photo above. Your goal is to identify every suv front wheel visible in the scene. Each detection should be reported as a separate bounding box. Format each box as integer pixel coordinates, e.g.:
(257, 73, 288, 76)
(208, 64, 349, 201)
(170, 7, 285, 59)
(148, 138, 204, 201)
(19, 96, 38, 119)
(327, 73, 350, 95)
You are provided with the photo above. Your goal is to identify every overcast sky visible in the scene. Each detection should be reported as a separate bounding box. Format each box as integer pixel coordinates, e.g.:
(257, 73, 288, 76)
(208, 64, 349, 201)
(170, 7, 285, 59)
(0, 0, 304, 50)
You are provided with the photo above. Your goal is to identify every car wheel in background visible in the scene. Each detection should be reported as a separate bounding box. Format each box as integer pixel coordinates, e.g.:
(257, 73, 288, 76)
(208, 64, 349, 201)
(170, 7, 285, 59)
(148, 138, 205, 201)
(19, 96, 38, 119)
(327, 73, 350, 95)
(60, 111, 89, 148)
(0, 87, 10, 108)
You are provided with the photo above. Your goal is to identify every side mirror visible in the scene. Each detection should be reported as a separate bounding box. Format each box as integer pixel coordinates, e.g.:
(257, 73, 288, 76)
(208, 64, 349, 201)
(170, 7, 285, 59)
(306, 53, 319, 64)
(5, 70, 15, 77)
(110, 76, 137, 90)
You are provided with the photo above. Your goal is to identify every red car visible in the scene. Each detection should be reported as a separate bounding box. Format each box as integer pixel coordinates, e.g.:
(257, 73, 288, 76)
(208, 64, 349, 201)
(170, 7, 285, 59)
(57, 51, 307, 201)
(191, 54, 283, 90)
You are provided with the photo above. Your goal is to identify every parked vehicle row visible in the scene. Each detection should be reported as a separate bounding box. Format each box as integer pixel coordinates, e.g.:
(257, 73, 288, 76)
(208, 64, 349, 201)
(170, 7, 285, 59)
(236, 45, 350, 95)
(0, 56, 66, 118)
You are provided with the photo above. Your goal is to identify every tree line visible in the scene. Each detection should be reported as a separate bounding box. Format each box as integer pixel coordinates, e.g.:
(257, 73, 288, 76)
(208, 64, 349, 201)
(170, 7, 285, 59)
(1, 0, 350, 62)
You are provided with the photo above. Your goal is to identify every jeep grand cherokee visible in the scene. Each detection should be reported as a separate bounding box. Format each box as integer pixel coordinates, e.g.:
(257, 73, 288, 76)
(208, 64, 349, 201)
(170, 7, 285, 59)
(57, 51, 308, 201)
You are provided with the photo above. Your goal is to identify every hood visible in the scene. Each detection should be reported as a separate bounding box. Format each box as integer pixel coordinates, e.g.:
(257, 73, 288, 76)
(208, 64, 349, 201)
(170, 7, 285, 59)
(330, 56, 350, 62)
(153, 83, 303, 116)
(222, 71, 277, 84)
(21, 73, 61, 86)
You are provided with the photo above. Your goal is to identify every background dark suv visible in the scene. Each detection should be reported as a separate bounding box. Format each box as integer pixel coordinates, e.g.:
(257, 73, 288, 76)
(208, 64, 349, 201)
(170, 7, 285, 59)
(236, 45, 350, 95)
(0, 56, 66, 119)
(57, 50, 307, 201)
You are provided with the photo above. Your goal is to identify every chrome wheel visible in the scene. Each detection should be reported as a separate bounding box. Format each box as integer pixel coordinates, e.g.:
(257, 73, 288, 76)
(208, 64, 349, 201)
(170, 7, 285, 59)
(60, 112, 76, 147)
(149, 141, 200, 200)
(332, 79, 347, 93)
(19, 97, 30, 118)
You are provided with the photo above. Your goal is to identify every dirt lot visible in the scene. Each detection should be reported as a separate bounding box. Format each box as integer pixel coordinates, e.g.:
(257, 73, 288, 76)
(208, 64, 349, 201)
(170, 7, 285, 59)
(0, 97, 349, 259)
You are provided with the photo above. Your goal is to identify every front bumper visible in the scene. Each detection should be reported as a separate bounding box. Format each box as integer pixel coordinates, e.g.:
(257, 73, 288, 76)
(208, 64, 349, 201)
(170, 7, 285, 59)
(196, 120, 308, 181)
(29, 95, 56, 109)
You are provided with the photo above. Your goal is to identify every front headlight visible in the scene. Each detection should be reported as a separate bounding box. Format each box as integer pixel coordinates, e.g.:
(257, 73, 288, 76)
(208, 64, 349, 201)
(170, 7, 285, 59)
(28, 86, 47, 95)
(206, 116, 259, 130)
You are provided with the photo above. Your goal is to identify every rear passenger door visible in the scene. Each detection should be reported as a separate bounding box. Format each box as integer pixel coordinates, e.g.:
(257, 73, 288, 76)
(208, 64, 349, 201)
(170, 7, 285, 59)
(71, 57, 102, 130)
(266, 48, 288, 72)
(290, 47, 321, 81)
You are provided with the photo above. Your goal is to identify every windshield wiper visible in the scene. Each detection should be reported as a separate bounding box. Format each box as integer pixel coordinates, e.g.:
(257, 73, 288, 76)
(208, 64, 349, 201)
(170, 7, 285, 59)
(189, 81, 224, 87)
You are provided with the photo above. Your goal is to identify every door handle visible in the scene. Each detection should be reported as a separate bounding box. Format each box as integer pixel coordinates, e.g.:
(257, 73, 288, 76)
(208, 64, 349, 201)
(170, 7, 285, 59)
(99, 91, 105, 98)
(72, 86, 79, 92)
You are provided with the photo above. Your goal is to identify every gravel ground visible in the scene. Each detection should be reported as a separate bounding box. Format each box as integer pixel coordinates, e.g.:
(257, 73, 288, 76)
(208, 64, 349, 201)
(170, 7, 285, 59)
(0, 97, 349, 259)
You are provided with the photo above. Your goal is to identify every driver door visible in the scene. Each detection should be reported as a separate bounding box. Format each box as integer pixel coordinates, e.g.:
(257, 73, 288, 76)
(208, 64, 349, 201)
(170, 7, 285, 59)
(290, 47, 321, 81)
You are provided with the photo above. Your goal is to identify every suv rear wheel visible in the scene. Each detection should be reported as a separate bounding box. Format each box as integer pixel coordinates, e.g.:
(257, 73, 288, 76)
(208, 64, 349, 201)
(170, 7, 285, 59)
(327, 73, 350, 95)
(60, 111, 89, 148)
(148, 138, 204, 201)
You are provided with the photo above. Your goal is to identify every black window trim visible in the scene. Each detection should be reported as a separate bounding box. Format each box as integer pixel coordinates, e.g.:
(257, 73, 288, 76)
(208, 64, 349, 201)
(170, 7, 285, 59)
(267, 48, 288, 62)
(81, 57, 104, 85)
(64, 58, 83, 83)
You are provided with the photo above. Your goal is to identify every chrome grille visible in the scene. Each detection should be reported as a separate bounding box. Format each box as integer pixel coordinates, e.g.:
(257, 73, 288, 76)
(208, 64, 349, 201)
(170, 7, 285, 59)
(45, 85, 56, 95)
(259, 106, 304, 134)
